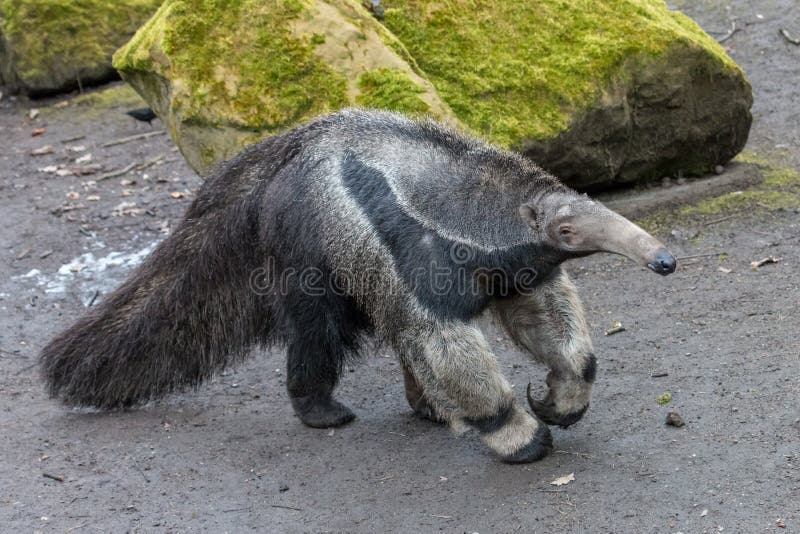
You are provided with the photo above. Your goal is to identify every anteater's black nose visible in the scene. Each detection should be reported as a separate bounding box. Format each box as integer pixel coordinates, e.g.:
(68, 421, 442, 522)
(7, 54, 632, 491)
(648, 249, 677, 275)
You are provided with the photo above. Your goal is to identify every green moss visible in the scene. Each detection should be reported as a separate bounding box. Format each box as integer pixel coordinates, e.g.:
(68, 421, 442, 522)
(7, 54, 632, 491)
(355, 68, 429, 114)
(69, 82, 145, 108)
(637, 163, 800, 235)
(114, 0, 349, 133)
(656, 392, 672, 405)
(381, 0, 738, 146)
(680, 167, 800, 216)
(0, 0, 160, 92)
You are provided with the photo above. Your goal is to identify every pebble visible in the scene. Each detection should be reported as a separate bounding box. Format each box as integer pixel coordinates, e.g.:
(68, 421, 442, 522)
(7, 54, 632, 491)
(665, 411, 685, 427)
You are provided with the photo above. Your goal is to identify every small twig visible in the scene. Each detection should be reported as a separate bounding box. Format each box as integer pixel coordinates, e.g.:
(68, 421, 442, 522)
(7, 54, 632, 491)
(87, 290, 100, 307)
(270, 504, 303, 511)
(60, 135, 86, 144)
(675, 252, 725, 261)
(431, 515, 452, 519)
(651, 371, 669, 378)
(15, 361, 38, 375)
(553, 449, 593, 459)
(96, 162, 136, 181)
(135, 152, 166, 171)
(223, 506, 252, 513)
(780, 28, 800, 45)
(702, 214, 736, 226)
(66, 523, 88, 533)
(0, 348, 27, 359)
(101, 130, 165, 148)
(717, 21, 740, 43)
(43, 472, 64, 482)
(78, 227, 92, 237)
(377, 474, 395, 482)
(539, 489, 566, 493)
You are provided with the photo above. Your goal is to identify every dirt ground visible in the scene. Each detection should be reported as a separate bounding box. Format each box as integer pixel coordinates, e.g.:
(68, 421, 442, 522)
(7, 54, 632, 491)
(1, 1, 798, 532)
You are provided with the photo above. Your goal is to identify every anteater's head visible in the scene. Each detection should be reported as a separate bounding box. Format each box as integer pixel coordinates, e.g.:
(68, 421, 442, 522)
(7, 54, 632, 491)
(519, 190, 677, 275)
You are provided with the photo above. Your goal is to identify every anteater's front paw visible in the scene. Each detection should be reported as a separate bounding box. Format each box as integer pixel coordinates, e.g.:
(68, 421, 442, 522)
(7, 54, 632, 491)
(499, 420, 553, 464)
(409, 396, 447, 424)
(527, 384, 588, 429)
(291, 396, 356, 428)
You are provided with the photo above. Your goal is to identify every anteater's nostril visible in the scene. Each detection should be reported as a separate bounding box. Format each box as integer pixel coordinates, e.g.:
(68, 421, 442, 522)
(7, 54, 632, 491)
(655, 250, 676, 274)
(647, 249, 677, 275)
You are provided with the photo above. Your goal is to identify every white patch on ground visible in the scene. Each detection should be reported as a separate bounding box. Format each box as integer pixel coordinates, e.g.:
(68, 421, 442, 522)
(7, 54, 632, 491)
(11, 240, 160, 299)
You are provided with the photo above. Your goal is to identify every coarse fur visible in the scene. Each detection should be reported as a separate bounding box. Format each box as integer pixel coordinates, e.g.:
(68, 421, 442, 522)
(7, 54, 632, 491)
(40, 109, 674, 463)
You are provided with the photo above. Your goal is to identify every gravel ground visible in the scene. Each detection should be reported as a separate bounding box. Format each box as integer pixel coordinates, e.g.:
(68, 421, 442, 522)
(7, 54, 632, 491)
(1, 1, 798, 532)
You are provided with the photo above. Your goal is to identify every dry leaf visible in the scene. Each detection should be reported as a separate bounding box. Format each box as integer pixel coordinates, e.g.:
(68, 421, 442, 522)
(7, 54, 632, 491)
(70, 166, 100, 176)
(66, 145, 86, 152)
(38, 165, 58, 174)
(170, 191, 185, 199)
(75, 153, 92, 164)
(31, 127, 45, 137)
(29, 108, 40, 119)
(550, 473, 575, 486)
(30, 145, 54, 156)
(750, 257, 782, 269)
(718, 266, 732, 274)
(112, 201, 144, 217)
(87, 195, 100, 201)
(66, 192, 80, 201)
(701, 509, 708, 517)
(604, 320, 625, 336)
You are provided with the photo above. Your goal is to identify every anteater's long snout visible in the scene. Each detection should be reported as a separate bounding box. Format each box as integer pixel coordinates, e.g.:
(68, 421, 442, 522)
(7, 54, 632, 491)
(578, 203, 678, 276)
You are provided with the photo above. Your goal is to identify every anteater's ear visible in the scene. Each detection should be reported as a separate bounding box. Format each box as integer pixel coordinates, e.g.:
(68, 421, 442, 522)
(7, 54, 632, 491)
(518, 203, 538, 229)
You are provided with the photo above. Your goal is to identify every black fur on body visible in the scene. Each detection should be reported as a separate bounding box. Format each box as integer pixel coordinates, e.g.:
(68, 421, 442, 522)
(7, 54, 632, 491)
(41, 109, 675, 463)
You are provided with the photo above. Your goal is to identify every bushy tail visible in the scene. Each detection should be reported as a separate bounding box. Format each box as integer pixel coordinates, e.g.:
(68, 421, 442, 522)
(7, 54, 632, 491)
(39, 144, 287, 409)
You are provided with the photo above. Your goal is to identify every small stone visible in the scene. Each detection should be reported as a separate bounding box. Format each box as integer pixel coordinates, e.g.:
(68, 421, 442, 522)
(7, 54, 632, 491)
(279, 484, 289, 492)
(714, 165, 725, 175)
(661, 176, 673, 188)
(665, 411, 685, 427)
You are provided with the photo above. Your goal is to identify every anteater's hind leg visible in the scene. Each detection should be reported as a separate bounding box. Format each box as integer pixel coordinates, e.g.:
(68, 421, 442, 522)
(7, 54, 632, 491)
(286, 340, 355, 428)
(285, 295, 367, 428)
(494, 267, 596, 428)
(400, 361, 448, 423)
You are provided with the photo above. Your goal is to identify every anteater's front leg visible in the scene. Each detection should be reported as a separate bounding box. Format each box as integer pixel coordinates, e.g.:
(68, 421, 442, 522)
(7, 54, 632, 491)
(399, 321, 552, 463)
(494, 267, 596, 428)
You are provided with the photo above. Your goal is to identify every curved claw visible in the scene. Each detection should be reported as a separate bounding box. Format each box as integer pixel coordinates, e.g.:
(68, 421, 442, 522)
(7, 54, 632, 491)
(526, 382, 546, 414)
(526, 382, 588, 429)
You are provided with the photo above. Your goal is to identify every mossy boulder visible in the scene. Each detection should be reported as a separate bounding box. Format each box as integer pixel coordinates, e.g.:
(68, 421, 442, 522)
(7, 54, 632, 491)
(114, 0, 752, 188)
(113, 0, 455, 173)
(0, 0, 161, 96)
